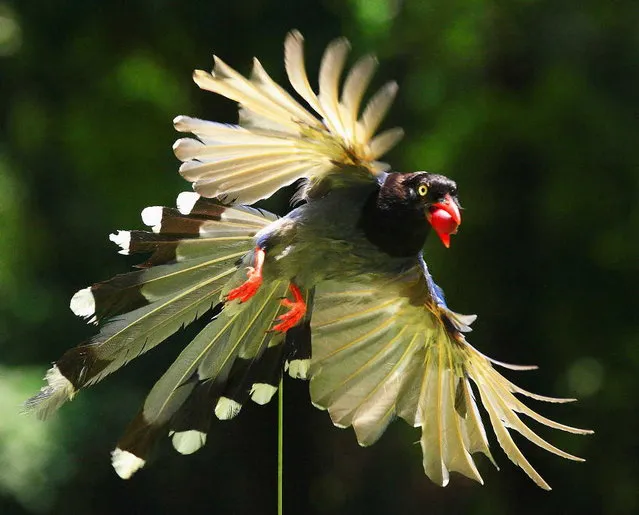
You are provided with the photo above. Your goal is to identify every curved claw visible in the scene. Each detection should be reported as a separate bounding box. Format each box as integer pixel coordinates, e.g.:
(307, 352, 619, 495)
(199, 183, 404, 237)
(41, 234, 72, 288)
(226, 268, 262, 303)
(226, 248, 265, 303)
(272, 284, 306, 333)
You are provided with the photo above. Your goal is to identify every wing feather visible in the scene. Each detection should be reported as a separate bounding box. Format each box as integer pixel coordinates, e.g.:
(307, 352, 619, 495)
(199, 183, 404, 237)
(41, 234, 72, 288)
(309, 263, 592, 489)
(458, 377, 496, 465)
(358, 81, 398, 143)
(419, 340, 447, 485)
(318, 37, 350, 139)
(341, 55, 377, 141)
(284, 29, 323, 115)
(194, 59, 298, 133)
(474, 379, 552, 490)
(369, 127, 405, 161)
(250, 57, 322, 127)
(440, 347, 484, 483)
(351, 332, 421, 446)
(176, 31, 403, 205)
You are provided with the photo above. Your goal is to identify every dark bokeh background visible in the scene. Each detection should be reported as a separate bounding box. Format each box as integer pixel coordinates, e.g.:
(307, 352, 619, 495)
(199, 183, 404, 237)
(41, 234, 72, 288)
(1, 0, 637, 514)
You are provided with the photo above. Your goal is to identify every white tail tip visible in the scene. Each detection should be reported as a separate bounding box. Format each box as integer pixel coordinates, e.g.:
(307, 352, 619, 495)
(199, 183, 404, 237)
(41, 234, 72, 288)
(141, 206, 163, 231)
(286, 359, 310, 379)
(176, 192, 200, 215)
(171, 430, 207, 455)
(70, 287, 96, 320)
(111, 448, 145, 479)
(109, 230, 131, 254)
(250, 383, 278, 405)
(214, 396, 242, 420)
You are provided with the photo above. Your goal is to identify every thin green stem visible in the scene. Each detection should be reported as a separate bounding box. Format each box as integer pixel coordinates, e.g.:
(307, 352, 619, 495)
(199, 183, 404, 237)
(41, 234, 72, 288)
(277, 375, 284, 515)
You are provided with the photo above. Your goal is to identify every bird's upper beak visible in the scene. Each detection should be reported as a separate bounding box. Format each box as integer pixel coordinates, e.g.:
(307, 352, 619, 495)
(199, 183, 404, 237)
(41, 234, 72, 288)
(426, 194, 462, 248)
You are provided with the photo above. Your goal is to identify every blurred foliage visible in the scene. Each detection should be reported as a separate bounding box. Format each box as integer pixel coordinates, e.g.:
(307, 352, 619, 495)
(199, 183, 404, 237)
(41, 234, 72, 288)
(0, 0, 638, 513)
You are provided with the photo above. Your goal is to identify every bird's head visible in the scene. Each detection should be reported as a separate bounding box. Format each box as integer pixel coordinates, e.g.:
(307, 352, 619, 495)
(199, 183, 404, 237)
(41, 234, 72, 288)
(363, 171, 463, 256)
(397, 172, 462, 248)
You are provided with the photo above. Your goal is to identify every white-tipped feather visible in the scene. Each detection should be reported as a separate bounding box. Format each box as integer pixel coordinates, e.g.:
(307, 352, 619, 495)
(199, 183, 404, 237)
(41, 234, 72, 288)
(70, 287, 96, 319)
(45, 365, 74, 396)
(249, 383, 278, 405)
(176, 192, 200, 215)
(109, 230, 131, 255)
(111, 448, 146, 479)
(24, 365, 77, 420)
(170, 430, 207, 455)
(214, 396, 242, 420)
(109, 280, 290, 468)
(25, 200, 275, 423)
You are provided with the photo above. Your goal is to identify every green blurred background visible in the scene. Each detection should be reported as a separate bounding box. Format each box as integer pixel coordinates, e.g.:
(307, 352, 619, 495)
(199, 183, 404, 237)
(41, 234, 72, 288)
(0, 0, 637, 513)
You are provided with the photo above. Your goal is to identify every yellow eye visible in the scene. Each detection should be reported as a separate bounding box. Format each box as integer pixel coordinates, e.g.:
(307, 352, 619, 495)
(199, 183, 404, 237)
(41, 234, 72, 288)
(417, 184, 428, 196)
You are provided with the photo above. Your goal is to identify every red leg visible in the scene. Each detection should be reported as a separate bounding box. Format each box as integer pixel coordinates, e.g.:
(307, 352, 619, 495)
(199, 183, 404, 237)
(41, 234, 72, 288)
(272, 283, 307, 333)
(226, 247, 265, 303)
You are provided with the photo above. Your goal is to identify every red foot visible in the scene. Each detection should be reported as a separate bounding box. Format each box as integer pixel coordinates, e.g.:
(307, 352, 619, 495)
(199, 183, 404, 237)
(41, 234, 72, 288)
(226, 248, 265, 303)
(272, 284, 306, 333)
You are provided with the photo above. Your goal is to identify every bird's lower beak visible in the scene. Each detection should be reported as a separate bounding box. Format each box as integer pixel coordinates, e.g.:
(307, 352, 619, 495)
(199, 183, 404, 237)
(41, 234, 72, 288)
(426, 194, 462, 248)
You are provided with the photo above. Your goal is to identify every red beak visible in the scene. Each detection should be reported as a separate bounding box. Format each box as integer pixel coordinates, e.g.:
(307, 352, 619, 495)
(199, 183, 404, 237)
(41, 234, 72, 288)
(426, 193, 462, 248)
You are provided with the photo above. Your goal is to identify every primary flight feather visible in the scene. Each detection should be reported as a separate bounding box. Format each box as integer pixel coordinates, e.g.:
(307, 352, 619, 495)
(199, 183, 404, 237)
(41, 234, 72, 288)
(27, 30, 591, 488)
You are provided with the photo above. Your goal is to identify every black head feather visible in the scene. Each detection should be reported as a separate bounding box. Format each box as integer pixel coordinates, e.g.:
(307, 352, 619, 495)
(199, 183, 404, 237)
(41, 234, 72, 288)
(359, 172, 461, 257)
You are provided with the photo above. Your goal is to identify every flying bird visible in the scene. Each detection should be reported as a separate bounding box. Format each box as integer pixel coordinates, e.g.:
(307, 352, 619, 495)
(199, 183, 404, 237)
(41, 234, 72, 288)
(26, 30, 591, 489)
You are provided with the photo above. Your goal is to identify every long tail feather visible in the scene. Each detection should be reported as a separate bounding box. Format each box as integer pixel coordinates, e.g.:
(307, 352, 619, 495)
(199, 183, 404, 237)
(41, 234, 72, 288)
(25, 194, 275, 420)
(112, 280, 312, 477)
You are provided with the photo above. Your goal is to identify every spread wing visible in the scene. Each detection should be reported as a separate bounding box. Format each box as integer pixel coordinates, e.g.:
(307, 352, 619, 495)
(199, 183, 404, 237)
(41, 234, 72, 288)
(174, 30, 404, 205)
(309, 258, 592, 489)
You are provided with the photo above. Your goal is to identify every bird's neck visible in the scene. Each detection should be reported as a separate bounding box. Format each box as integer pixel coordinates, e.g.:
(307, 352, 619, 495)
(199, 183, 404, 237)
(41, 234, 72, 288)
(359, 174, 430, 257)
